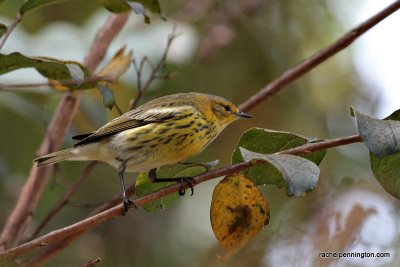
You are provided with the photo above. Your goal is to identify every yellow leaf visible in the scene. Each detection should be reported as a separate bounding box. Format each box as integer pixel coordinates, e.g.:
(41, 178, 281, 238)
(97, 45, 133, 82)
(48, 79, 69, 91)
(210, 173, 270, 260)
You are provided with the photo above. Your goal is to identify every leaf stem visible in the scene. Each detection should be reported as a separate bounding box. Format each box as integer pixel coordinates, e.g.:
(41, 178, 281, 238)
(0, 14, 22, 51)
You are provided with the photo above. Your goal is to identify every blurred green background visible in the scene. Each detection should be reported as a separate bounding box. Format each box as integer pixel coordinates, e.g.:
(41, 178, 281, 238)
(1, 0, 400, 266)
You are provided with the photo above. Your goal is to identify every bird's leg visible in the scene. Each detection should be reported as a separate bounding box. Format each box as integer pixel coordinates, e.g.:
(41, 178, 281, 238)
(118, 162, 134, 215)
(148, 168, 196, 196)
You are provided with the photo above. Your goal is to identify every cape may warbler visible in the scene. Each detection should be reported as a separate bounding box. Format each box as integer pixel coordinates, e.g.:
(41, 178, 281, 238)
(35, 92, 251, 213)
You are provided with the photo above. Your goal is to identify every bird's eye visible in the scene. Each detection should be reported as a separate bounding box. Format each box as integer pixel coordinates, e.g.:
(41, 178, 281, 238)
(223, 105, 231, 112)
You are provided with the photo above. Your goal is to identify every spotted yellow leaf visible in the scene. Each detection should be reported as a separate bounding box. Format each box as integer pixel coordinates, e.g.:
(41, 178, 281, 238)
(210, 172, 270, 260)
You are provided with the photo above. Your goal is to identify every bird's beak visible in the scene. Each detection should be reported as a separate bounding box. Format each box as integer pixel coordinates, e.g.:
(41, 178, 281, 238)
(236, 111, 252, 118)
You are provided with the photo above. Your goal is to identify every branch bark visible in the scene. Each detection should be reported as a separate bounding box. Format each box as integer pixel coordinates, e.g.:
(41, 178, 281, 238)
(238, 0, 400, 112)
(0, 134, 363, 261)
(0, 12, 130, 251)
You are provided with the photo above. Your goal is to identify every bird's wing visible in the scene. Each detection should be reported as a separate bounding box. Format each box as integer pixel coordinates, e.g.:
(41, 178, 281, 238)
(73, 105, 193, 146)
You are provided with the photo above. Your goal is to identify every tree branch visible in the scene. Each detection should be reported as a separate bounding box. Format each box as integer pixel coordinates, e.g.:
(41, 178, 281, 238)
(0, 134, 363, 261)
(0, 12, 130, 251)
(238, 0, 400, 112)
(0, 76, 113, 92)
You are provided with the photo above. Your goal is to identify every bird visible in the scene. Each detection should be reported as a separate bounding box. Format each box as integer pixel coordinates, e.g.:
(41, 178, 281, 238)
(34, 92, 252, 214)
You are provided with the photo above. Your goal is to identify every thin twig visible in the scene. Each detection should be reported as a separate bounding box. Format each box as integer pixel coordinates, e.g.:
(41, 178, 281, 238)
(238, 0, 400, 112)
(0, 14, 22, 51)
(277, 135, 362, 156)
(0, 12, 130, 251)
(0, 76, 113, 92)
(80, 257, 101, 267)
(130, 27, 181, 109)
(114, 101, 124, 116)
(0, 134, 363, 261)
(29, 162, 98, 240)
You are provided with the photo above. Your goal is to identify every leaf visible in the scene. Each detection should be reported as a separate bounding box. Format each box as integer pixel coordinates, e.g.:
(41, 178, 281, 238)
(352, 108, 400, 158)
(135, 172, 177, 212)
(127, 2, 150, 24)
(127, 1, 166, 24)
(371, 152, 400, 199)
(102, 0, 165, 23)
(232, 128, 325, 187)
(102, 0, 131, 13)
(136, 162, 216, 212)
(210, 173, 270, 260)
(65, 63, 85, 86)
(368, 109, 400, 199)
(97, 46, 133, 82)
(240, 148, 320, 196)
(20, 0, 67, 15)
(97, 84, 115, 109)
(0, 52, 92, 90)
(0, 24, 6, 39)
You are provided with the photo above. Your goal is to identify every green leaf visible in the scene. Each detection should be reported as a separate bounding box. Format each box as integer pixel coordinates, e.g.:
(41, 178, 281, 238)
(135, 172, 177, 212)
(136, 162, 216, 212)
(371, 152, 400, 199)
(127, 0, 166, 23)
(352, 108, 400, 158)
(102, 0, 131, 13)
(20, 0, 67, 15)
(240, 148, 319, 196)
(0, 24, 6, 39)
(97, 84, 115, 109)
(0, 52, 92, 89)
(102, 0, 165, 23)
(232, 128, 325, 187)
(369, 109, 400, 199)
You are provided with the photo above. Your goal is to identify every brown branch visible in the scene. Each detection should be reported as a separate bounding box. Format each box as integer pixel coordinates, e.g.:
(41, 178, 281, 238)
(0, 14, 22, 51)
(0, 134, 363, 261)
(0, 76, 113, 92)
(0, 12, 130, 251)
(238, 0, 400, 112)
(277, 135, 362, 156)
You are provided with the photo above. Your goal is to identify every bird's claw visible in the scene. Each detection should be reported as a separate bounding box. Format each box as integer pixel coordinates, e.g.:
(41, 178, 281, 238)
(178, 177, 196, 196)
(121, 197, 135, 216)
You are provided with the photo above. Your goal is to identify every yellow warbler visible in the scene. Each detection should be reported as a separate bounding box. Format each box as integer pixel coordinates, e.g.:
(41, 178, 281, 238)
(35, 92, 251, 213)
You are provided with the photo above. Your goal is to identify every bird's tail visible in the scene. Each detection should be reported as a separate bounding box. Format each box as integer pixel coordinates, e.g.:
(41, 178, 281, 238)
(34, 148, 73, 166)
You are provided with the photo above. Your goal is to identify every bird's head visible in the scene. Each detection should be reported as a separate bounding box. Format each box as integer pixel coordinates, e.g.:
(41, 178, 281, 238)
(206, 94, 252, 130)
